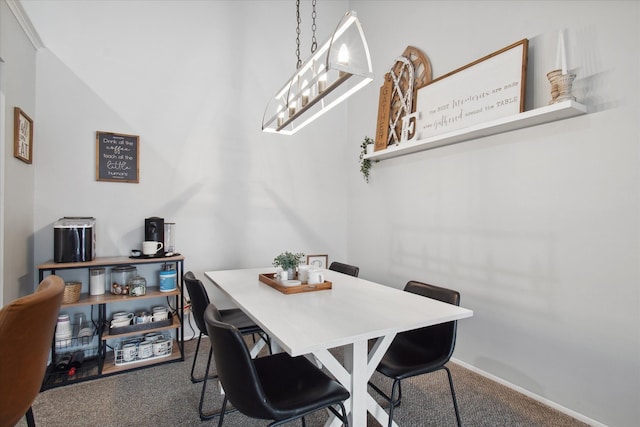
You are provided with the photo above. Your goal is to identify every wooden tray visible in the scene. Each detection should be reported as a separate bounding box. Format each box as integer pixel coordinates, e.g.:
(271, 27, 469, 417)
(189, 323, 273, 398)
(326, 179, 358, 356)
(259, 273, 332, 294)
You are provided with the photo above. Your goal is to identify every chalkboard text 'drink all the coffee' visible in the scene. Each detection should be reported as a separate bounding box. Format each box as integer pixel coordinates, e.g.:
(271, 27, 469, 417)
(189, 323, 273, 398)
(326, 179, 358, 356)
(96, 131, 140, 183)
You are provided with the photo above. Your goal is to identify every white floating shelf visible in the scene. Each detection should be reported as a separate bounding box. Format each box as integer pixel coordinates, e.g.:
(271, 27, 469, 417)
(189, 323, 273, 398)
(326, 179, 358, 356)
(365, 100, 587, 161)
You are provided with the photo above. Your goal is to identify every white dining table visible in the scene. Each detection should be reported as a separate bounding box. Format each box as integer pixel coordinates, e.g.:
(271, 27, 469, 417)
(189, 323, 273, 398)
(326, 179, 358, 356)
(204, 267, 473, 427)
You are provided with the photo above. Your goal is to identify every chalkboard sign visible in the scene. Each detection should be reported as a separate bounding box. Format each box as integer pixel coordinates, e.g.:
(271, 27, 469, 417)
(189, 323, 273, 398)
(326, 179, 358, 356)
(96, 131, 139, 183)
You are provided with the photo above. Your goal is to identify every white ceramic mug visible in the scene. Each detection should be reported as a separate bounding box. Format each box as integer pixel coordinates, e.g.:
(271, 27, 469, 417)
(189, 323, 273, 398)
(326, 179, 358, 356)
(111, 319, 131, 328)
(138, 340, 153, 359)
(278, 269, 289, 281)
(152, 311, 169, 322)
(122, 343, 137, 362)
(112, 312, 134, 321)
(142, 241, 163, 255)
(135, 312, 153, 324)
(308, 269, 324, 285)
(153, 339, 169, 356)
(144, 332, 162, 342)
(297, 265, 311, 282)
(56, 314, 72, 336)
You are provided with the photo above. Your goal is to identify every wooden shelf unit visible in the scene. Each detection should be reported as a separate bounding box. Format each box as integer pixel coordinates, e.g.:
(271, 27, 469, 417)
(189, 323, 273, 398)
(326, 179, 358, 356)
(39, 255, 185, 389)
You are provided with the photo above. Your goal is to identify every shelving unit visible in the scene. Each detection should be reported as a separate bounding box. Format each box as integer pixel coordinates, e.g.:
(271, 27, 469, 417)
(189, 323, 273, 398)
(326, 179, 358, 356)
(38, 255, 185, 390)
(365, 100, 587, 161)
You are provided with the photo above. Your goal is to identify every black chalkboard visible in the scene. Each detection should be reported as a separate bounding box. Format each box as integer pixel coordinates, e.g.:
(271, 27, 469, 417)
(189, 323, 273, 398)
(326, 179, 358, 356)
(96, 131, 139, 183)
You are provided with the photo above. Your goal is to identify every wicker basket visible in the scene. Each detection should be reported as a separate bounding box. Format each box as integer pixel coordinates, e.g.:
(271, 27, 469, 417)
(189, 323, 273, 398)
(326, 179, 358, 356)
(63, 281, 82, 304)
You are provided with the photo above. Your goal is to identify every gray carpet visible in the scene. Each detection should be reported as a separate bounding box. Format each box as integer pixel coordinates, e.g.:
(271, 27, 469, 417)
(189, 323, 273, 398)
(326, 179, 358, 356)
(19, 338, 589, 427)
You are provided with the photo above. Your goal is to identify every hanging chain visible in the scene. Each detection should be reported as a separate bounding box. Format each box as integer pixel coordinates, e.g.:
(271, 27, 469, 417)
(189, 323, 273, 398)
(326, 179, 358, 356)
(295, 0, 302, 69)
(295, 0, 318, 67)
(311, 0, 317, 54)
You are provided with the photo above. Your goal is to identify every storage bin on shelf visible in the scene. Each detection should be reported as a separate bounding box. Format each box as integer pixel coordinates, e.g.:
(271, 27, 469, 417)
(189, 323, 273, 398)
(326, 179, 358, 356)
(114, 332, 173, 366)
(55, 322, 97, 350)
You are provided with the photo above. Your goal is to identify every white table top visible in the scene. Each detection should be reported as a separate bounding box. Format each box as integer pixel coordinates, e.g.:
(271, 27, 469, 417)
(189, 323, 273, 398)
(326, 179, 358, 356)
(205, 267, 473, 357)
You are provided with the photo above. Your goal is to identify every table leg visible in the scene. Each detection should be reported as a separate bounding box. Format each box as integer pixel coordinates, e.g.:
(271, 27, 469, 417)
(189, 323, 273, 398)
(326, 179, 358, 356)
(314, 333, 396, 427)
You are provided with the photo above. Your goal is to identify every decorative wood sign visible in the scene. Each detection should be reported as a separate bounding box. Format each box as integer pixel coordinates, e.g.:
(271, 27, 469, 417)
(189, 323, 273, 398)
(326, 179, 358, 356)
(14, 107, 33, 164)
(96, 131, 139, 183)
(415, 39, 528, 140)
(375, 46, 432, 151)
(375, 74, 393, 151)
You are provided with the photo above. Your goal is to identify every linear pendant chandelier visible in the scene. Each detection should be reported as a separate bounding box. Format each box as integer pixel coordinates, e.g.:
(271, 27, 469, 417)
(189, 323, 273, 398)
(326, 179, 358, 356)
(262, 10, 373, 135)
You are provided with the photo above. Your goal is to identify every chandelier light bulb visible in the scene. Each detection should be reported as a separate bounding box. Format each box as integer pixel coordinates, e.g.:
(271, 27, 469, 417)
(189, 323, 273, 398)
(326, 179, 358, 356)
(338, 44, 349, 65)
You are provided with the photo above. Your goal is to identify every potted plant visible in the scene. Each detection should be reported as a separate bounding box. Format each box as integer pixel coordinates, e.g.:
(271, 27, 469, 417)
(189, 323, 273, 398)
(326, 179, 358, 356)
(273, 251, 305, 279)
(359, 136, 377, 183)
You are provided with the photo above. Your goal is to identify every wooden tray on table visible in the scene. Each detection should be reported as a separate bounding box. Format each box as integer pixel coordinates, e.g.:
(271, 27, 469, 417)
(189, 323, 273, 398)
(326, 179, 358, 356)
(258, 273, 332, 295)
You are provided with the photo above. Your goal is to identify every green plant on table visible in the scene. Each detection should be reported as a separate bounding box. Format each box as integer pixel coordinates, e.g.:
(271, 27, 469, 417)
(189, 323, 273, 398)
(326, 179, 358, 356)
(272, 251, 305, 271)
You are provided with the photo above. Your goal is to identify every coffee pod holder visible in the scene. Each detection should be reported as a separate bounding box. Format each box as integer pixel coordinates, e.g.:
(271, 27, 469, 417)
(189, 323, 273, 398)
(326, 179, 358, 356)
(114, 332, 173, 366)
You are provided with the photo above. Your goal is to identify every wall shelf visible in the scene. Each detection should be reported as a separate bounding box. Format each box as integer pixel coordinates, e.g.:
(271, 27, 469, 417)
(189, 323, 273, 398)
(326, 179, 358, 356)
(365, 100, 587, 161)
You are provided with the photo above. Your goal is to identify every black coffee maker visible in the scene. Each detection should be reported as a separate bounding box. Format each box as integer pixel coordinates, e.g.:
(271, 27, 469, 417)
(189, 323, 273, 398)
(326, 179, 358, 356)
(144, 217, 164, 257)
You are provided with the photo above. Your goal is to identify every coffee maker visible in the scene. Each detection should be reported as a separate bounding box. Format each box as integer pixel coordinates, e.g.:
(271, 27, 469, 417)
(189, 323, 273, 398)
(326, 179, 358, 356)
(144, 217, 164, 257)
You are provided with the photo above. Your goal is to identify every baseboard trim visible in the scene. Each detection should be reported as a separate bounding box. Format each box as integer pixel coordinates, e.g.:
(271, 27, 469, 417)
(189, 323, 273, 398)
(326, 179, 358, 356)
(450, 358, 606, 427)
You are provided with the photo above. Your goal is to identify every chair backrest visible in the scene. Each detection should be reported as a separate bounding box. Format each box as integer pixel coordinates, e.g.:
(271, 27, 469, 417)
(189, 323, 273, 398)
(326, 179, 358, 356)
(184, 271, 211, 335)
(0, 275, 65, 427)
(328, 261, 360, 277)
(204, 304, 274, 421)
(402, 280, 460, 363)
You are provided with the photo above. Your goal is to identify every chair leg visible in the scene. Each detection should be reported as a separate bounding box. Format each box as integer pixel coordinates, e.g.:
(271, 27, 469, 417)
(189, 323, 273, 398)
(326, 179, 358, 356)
(217, 397, 229, 427)
(444, 366, 462, 427)
(198, 346, 238, 421)
(327, 403, 349, 427)
(199, 347, 218, 420)
(387, 379, 401, 427)
(190, 332, 203, 383)
(25, 407, 35, 427)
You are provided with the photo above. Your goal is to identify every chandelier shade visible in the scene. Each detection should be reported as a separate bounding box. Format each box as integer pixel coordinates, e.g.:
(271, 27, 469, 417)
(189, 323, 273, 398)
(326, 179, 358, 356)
(262, 11, 373, 135)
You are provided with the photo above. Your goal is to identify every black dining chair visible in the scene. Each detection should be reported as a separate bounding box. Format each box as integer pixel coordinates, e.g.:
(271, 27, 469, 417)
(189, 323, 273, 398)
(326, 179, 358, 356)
(328, 261, 360, 277)
(204, 304, 351, 427)
(184, 271, 268, 420)
(369, 280, 462, 427)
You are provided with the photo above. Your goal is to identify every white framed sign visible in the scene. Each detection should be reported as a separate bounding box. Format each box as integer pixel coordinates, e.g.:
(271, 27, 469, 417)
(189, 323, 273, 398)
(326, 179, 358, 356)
(415, 39, 528, 140)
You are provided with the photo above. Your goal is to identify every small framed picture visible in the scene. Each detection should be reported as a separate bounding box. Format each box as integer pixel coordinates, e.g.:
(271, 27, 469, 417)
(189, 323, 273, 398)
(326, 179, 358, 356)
(14, 107, 33, 164)
(307, 254, 328, 269)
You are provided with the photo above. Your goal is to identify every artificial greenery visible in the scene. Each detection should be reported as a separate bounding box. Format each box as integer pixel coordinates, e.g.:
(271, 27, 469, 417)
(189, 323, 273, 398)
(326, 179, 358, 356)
(272, 251, 305, 270)
(359, 136, 377, 183)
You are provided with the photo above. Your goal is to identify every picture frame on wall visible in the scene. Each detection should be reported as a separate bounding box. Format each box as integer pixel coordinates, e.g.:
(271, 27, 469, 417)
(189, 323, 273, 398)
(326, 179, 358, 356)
(14, 107, 33, 164)
(307, 254, 328, 269)
(95, 131, 140, 183)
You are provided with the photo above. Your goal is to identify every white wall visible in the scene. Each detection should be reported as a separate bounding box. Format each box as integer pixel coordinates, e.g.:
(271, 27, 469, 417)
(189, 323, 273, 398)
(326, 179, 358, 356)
(0, 0, 38, 304)
(347, 1, 639, 426)
(28, 1, 351, 309)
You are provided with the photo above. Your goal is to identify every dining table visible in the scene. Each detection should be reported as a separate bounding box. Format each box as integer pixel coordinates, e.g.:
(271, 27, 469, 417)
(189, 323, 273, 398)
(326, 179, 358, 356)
(204, 267, 473, 427)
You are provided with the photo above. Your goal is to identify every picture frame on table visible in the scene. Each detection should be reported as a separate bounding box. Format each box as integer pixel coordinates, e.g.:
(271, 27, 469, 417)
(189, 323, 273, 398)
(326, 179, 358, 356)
(14, 107, 33, 164)
(307, 254, 328, 269)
